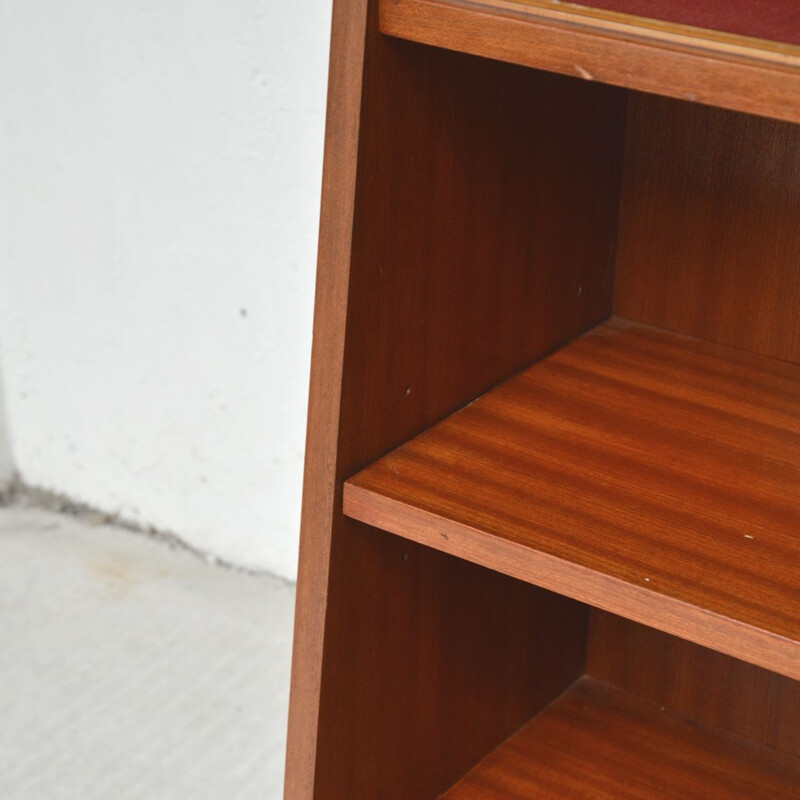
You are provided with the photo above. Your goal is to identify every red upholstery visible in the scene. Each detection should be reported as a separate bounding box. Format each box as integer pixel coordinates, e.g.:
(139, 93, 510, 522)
(572, 1, 800, 46)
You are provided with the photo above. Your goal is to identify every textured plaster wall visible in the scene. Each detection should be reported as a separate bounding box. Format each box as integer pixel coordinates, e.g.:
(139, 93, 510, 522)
(0, 0, 331, 578)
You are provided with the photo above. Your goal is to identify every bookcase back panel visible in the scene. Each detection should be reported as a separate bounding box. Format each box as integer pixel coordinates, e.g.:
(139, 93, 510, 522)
(614, 94, 800, 364)
(587, 610, 800, 757)
(339, 42, 627, 475)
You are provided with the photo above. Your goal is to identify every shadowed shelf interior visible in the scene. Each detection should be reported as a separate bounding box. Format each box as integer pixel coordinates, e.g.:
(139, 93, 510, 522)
(440, 677, 800, 799)
(286, 0, 800, 797)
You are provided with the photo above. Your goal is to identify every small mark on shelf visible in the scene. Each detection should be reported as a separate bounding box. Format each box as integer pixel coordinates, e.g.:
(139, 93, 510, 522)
(575, 64, 594, 81)
(744, 534, 755, 540)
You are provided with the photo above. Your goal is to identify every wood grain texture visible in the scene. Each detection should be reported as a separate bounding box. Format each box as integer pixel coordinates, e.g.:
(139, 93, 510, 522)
(284, 0, 369, 795)
(441, 677, 800, 798)
(615, 94, 800, 364)
(317, 531, 588, 797)
(338, 41, 625, 475)
(344, 318, 800, 679)
(290, 21, 627, 800)
(290, 0, 800, 794)
(587, 611, 800, 758)
(380, 0, 800, 124)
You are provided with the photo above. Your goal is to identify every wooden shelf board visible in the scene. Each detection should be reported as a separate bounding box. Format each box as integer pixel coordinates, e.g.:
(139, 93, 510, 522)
(344, 318, 800, 679)
(440, 677, 800, 798)
(380, 0, 800, 124)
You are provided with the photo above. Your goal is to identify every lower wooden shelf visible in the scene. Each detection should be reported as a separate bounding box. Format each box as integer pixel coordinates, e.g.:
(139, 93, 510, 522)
(344, 317, 800, 678)
(440, 677, 800, 798)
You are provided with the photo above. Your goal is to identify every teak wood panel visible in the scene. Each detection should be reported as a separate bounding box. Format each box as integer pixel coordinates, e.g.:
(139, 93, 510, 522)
(615, 94, 800, 364)
(345, 319, 800, 679)
(587, 611, 800, 758)
(441, 677, 800, 798)
(380, 0, 800, 124)
(285, 7, 628, 798)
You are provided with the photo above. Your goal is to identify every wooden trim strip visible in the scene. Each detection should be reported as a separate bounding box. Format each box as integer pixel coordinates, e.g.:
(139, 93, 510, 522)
(283, 0, 369, 796)
(344, 483, 800, 681)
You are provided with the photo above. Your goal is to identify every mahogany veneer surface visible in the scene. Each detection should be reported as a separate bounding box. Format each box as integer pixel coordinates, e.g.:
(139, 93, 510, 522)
(615, 95, 800, 364)
(290, 0, 800, 793)
(344, 318, 800, 678)
(587, 611, 800, 757)
(441, 677, 800, 799)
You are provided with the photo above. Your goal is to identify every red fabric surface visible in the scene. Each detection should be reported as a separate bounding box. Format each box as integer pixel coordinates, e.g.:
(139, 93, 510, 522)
(571, 1, 800, 46)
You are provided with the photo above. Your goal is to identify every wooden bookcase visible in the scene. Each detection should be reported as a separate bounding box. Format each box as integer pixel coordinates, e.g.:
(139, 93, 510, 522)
(285, 1, 800, 796)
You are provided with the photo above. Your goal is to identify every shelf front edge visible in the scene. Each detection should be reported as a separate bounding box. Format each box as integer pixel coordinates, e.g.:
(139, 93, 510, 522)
(344, 482, 800, 681)
(380, 0, 800, 124)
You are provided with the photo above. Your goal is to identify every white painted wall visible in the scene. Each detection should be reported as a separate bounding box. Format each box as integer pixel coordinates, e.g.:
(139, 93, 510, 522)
(0, 0, 331, 579)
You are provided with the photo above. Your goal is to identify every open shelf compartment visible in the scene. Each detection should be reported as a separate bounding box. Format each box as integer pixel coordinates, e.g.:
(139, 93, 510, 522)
(440, 676, 800, 798)
(344, 317, 800, 679)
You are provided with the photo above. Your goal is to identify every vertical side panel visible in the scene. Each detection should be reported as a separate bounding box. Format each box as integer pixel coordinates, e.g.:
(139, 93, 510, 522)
(284, 0, 369, 796)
